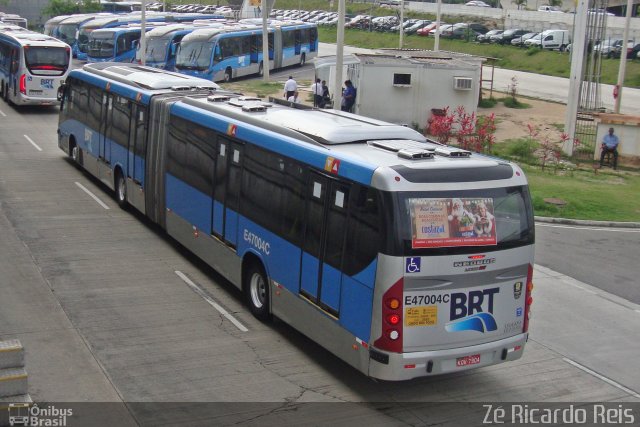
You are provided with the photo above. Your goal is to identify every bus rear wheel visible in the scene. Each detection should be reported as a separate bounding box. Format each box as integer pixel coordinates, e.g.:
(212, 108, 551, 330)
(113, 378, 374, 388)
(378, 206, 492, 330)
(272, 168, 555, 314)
(224, 67, 232, 83)
(244, 262, 271, 321)
(115, 171, 127, 209)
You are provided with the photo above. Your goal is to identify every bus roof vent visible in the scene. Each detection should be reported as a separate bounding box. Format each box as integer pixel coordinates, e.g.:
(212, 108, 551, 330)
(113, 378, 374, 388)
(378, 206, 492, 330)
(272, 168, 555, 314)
(397, 149, 434, 160)
(207, 94, 231, 102)
(241, 103, 268, 112)
(369, 139, 433, 153)
(434, 146, 472, 157)
(170, 85, 192, 91)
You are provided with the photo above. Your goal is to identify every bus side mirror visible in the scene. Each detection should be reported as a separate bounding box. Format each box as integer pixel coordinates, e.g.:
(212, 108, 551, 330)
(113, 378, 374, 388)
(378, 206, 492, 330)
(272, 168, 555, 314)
(170, 42, 178, 56)
(131, 40, 139, 50)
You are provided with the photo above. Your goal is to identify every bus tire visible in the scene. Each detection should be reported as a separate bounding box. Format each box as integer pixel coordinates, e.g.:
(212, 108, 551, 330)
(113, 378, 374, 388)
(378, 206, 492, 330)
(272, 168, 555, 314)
(224, 67, 232, 83)
(299, 53, 306, 66)
(115, 170, 127, 209)
(70, 139, 81, 165)
(244, 261, 271, 321)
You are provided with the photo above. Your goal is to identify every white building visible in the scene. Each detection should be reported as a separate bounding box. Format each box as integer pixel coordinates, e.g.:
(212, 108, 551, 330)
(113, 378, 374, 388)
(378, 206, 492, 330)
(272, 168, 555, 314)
(314, 50, 485, 129)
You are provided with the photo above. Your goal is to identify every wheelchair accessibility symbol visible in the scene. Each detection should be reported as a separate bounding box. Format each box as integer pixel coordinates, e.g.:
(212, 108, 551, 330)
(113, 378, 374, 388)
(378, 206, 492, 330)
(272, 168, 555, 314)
(406, 257, 421, 273)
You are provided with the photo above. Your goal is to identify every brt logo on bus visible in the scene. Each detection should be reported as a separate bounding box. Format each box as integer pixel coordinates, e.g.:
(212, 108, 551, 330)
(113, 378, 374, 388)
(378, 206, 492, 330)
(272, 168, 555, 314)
(445, 288, 499, 333)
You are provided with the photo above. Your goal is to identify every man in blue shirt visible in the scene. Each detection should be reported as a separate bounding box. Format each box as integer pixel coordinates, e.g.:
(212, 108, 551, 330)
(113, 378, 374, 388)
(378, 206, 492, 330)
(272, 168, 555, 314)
(600, 127, 620, 170)
(341, 80, 356, 113)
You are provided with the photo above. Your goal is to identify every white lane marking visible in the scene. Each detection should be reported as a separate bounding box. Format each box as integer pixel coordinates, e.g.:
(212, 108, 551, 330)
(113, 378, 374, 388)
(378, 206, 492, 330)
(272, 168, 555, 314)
(536, 223, 640, 233)
(74, 181, 110, 210)
(563, 358, 640, 399)
(0, 109, 6, 117)
(175, 270, 248, 332)
(24, 135, 43, 152)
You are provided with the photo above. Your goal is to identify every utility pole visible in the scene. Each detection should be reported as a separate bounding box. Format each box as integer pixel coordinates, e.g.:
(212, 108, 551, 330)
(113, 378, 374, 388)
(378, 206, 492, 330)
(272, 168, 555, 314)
(333, 0, 345, 110)
(563, 0, 588, 155)
(434, 0, 442, 52)
(399, 0, 404, 49)
(614, 0, 633, 113)
(140, 0, 146, 66)
(262, 0, 269, 82)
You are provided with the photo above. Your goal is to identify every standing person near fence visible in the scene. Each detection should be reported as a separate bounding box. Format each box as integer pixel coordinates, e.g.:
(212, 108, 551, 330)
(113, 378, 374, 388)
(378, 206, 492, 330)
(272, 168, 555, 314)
(283, 76, 297, 99)
(341, 80, 356, 113)
(321, 80, 330, 108)
(311, 78, 323, 107)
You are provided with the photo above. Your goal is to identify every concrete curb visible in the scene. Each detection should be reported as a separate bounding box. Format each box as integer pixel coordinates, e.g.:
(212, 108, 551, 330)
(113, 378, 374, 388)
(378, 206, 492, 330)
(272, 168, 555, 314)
(535, 216, 640, 228)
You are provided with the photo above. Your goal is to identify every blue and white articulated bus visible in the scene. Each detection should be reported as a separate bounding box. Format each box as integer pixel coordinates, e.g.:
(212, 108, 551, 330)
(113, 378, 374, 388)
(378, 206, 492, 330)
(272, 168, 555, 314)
(58, 63, 535, 381)
(136, 21, 227, 70)
(175, 21, 318, 82)
(77, 12, 224, 60)
(0, 27, 71, 106)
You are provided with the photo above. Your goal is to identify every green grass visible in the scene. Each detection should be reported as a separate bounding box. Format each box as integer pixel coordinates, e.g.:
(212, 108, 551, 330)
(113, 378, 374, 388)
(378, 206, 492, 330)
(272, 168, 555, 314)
(523, 165, 640, 221)
(223, 81, 283, 98)
(315, 24, 640, 88)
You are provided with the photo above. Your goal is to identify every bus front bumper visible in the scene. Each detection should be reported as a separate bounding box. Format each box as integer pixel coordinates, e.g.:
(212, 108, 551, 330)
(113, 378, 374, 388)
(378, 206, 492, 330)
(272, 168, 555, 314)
(368, 333, 528, 381)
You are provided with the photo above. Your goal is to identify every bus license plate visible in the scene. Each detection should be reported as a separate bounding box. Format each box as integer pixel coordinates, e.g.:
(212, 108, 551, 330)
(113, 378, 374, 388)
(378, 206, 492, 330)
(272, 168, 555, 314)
(456, 354, 481, 367)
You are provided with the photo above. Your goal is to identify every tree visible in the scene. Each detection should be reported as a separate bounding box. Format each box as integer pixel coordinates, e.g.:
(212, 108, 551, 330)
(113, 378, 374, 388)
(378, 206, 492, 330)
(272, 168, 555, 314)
(511, 0, 527, 10)
(43, 0, 101, 16)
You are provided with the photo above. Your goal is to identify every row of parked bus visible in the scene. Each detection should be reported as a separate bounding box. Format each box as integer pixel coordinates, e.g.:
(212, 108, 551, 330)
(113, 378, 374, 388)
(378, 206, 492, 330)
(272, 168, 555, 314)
(42, 12, 318, 83)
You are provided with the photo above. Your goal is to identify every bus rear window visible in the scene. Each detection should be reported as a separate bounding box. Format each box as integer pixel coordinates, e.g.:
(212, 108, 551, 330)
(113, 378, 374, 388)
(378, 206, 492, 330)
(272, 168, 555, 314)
(24, 47, 69, 74)
(394, 186, 534, 255)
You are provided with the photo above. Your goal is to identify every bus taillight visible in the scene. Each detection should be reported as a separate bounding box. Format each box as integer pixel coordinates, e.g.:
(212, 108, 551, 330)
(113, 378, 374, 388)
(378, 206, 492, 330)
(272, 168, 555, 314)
(19, 74, 26, 95)
(523, 264, 534, 333)
(373, 278, 403, 353)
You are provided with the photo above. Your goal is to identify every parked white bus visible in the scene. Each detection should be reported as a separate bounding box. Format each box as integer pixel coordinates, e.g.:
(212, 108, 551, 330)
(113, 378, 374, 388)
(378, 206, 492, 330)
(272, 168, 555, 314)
(0, 27, 71, 106)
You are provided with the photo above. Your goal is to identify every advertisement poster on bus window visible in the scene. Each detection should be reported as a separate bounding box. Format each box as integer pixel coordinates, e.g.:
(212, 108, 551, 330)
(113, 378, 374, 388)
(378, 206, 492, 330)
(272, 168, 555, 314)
(409, 198, 497, 248)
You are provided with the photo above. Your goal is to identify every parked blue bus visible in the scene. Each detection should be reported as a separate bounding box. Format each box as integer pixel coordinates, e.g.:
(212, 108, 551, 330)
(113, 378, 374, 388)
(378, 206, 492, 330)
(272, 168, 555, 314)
(58, 63, 535, 381)
(87, 25, 161, 63)
(77, 12, 224, 60)
(0, 27, 71, 106)
(175, 21, 318, 82)
(136, 21, 227, 70)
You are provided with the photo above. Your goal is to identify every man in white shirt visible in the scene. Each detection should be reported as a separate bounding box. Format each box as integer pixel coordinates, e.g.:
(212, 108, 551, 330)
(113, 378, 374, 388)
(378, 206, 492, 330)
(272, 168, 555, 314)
(311, 78, 323, 107)
(283, 76, 297, 99)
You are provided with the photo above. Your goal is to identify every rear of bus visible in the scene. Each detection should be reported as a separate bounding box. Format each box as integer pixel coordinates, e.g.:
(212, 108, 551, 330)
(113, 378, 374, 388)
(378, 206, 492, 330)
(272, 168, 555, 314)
(11, 34, 71, 106)
(367, 153, 535, 380)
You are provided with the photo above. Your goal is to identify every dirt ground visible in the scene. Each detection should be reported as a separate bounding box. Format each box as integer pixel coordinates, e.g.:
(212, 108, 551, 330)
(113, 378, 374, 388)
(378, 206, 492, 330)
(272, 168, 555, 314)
(479, 93, 568, 143)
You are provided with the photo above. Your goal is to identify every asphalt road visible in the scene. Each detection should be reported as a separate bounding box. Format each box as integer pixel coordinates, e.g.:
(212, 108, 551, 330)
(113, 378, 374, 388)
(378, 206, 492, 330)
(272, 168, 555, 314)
(0, 75, 639, 425)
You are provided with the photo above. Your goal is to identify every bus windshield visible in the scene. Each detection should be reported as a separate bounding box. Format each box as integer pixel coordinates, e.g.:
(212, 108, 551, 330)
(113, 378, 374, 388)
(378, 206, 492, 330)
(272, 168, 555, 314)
(24, 47, 70, 73)
(145, 37, 171, 62)
(57, 23, 79, 45)
(393, 185, 534, 256)
(77, 28, 96, 52)
(175, 41, 213, 71)
(87, 34, 114, 58)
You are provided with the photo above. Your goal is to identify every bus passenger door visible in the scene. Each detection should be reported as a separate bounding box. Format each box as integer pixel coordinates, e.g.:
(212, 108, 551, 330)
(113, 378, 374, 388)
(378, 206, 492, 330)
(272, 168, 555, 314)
(300, 173, 350, 316)
(294, 30, 301, 55)
(213, 137, 243, 248)
(250, 35, 259, 64)
(99, 95, 111, 164)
